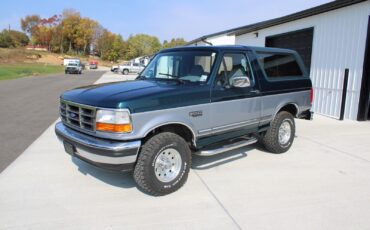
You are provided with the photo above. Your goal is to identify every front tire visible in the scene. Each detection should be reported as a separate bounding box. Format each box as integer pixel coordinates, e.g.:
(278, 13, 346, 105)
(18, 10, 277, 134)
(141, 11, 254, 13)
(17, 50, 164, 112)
(134, 132, 191, 196)
(123, 69, 129, 75)
(261, 111, 295, 153)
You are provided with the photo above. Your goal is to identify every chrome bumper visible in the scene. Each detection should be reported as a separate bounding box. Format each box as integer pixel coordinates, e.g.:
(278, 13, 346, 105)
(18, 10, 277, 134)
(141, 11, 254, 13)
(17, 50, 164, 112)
(55, 122, 141, 168)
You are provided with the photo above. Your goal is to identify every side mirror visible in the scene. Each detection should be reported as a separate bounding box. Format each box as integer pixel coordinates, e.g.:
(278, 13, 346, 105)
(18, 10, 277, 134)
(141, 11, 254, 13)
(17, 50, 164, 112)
(231, 76, 251, 88)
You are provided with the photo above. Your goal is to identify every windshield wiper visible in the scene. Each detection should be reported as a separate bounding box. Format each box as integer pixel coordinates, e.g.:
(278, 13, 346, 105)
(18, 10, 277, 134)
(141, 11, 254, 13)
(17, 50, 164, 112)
(158, 73, 178, 78)
(157, 73, 189, 84)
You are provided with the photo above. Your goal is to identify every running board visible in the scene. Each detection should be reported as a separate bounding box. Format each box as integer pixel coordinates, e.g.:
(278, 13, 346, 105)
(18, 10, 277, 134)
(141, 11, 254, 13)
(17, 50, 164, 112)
(195, 137, 258, 156)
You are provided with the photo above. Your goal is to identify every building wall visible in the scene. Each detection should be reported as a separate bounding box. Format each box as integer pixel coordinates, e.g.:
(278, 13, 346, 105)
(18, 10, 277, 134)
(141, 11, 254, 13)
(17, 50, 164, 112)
(236, 1, 370, 120)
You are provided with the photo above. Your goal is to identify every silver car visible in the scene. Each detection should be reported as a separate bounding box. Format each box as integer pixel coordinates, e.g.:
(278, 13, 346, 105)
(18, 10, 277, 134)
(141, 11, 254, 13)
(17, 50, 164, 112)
(118, 62, 145, 75)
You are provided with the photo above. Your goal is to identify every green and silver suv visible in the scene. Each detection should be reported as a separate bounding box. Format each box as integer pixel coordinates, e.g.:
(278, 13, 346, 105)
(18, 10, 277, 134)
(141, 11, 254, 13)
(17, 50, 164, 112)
(56, 45, 313, 195)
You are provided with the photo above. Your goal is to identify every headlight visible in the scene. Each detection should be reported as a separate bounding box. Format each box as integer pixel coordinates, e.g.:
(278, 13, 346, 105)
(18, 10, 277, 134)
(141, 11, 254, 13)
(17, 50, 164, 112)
(96, 109, 132, 133)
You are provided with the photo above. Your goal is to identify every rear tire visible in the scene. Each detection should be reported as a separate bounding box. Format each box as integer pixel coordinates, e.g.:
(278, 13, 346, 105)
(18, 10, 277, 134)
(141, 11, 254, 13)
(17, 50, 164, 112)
(261, 111, 295, 153)
(134, 132, 191, 196)
(123, 69, 129, 75)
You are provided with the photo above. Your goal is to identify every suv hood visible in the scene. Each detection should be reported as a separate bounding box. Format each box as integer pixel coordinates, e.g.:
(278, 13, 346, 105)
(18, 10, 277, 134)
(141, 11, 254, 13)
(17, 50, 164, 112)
(61, 80, 210, 113)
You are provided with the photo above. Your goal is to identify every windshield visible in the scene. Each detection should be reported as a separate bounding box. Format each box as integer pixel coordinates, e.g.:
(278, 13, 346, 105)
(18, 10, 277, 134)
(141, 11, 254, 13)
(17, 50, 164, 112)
(140, 51, 217, 83)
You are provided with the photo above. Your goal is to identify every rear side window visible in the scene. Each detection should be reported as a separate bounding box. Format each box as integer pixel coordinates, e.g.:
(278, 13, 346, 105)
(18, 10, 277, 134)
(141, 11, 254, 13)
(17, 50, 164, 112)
(256, 52, 303, 79)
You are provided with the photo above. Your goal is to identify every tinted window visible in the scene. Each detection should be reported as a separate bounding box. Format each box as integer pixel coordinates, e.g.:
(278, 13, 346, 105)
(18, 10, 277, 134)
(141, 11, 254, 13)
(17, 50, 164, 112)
(256, 52, 303, 78)
(216, 53, 253, 87)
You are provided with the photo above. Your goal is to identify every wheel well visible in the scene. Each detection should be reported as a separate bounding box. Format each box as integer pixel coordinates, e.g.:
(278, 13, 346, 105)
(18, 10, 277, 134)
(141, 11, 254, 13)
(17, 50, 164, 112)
(144, 124, 195, 147)
(278, 104, 298, 117)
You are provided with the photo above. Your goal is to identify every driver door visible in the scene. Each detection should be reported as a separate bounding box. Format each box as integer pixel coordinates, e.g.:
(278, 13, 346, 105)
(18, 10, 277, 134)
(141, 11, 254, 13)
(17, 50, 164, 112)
(210, 52, 261, 135)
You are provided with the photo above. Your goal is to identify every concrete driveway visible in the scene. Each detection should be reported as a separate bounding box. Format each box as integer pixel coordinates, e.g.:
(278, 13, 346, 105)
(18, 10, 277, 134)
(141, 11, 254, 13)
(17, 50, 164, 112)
(0, 72, 370, 230)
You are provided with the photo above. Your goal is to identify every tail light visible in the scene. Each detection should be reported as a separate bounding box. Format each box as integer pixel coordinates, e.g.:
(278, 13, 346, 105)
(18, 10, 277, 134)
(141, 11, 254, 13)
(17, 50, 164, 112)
(310, 87, 314, 104)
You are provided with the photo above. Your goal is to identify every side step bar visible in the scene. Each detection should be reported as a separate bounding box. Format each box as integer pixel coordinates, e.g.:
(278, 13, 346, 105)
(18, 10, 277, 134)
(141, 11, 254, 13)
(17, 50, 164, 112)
(195, 137, 258, 156)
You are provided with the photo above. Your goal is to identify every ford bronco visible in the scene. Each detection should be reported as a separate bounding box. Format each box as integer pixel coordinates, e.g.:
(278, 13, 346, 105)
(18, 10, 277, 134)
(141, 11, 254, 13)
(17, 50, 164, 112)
(55, 46, 313, 195)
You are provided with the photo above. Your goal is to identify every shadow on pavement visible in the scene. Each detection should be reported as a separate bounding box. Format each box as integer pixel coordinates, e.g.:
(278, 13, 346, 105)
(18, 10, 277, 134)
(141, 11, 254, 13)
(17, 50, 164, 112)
(72, 157, 136, 189)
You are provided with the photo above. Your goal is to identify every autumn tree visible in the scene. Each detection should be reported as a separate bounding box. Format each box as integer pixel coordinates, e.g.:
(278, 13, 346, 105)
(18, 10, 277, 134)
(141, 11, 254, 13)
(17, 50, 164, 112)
(124, 34, 161, 60)
(18, 10, 188, 61)
(20, 15, 40, 38)
(162, 38, 187, 49)
(74, 18, 98, 54)
(61, 9, 81, 53)
(95, 29, 115, 59)
(37, 15, 61, 50)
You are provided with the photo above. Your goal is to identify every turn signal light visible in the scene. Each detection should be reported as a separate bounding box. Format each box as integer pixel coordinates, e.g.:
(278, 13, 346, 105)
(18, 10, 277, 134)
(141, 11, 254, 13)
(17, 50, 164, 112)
(96, 123, 132, 133)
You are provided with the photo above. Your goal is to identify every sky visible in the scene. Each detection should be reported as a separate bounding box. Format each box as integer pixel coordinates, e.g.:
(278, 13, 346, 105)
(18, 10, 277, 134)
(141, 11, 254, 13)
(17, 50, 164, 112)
(0, 0, 332, 42)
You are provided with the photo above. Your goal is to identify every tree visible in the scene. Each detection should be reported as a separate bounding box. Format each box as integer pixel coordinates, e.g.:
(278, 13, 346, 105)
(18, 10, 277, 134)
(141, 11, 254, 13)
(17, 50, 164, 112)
(162, 38, 187, 49)
(10, 30, 29, 47)
(0, 30, 29, 48)
(61, 9, 81, 53)
(124, 34, 161, 60)
(20, 15, 40, 38)
(95, 29, 115, 59)
(0, 30, 13, 48)
(75, 18, 98, 54)
(35, 15, 61, 50)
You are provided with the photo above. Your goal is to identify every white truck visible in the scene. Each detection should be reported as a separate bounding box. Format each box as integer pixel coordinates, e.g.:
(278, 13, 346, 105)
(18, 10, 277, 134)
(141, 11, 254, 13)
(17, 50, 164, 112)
(63, 58, 81, 66)
(118, 62, 145, 75)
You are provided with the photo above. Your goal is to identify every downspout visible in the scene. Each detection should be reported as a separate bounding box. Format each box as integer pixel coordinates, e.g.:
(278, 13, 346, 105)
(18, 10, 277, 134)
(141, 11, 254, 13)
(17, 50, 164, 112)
(201, 37, 213, 46)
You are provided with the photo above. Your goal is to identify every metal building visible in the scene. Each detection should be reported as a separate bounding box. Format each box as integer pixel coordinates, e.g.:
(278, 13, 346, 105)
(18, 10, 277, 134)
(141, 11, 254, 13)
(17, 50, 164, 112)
(188, 0, 370, 121)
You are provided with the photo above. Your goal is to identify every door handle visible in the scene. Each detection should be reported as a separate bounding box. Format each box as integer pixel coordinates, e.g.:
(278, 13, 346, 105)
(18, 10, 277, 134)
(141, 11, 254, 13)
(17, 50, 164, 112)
(250, 89, 260, 94)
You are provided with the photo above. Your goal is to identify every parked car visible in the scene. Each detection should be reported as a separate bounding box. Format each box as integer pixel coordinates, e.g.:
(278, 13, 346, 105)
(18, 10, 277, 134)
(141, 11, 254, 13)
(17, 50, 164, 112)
(118, 62, 145, 75)
(89, 60, 98, 69)
(65, 63, 82, 74)
(56, 46, 313, 196)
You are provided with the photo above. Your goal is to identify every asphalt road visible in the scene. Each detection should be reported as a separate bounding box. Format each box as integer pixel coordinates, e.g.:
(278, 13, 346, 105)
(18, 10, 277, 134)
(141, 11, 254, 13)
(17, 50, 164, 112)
(0, 71, 105, 172)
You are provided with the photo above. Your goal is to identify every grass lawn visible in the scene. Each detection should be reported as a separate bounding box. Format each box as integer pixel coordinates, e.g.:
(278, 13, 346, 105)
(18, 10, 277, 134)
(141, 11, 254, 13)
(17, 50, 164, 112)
(0, 64, 64, 81)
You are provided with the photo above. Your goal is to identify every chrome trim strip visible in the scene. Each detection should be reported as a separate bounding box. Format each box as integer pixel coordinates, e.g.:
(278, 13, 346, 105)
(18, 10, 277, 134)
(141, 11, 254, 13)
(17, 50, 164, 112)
(213, 119, 259, 131)
(198, 120, 259, 137)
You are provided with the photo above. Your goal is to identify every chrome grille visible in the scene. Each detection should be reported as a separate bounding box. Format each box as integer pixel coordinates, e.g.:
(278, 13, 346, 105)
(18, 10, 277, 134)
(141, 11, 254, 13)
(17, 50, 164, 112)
(60, 100, 96, 132)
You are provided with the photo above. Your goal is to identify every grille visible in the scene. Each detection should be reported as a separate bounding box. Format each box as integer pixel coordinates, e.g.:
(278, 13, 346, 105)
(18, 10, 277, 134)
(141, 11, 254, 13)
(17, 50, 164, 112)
(60, 100, 96, 132)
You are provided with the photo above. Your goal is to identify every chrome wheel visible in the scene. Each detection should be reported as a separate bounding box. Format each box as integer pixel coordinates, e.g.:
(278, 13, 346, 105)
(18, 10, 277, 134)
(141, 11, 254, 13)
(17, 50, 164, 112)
(278, 119, 292, 145)
(154, 148, 182, 183)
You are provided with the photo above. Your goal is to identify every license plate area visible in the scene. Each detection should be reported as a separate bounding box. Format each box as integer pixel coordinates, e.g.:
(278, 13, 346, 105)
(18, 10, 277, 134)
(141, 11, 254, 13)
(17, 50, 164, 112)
(63, 141, 75, 155)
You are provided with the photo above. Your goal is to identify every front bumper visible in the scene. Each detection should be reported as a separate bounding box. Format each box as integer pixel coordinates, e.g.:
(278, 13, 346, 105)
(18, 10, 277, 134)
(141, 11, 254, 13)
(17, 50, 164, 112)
(66, 68, 80, 73)
(55, 122, 141, 171)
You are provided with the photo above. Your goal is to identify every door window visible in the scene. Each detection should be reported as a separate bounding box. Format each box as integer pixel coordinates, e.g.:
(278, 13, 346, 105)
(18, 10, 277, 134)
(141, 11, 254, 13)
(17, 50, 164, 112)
(215, 53, 253, 88)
